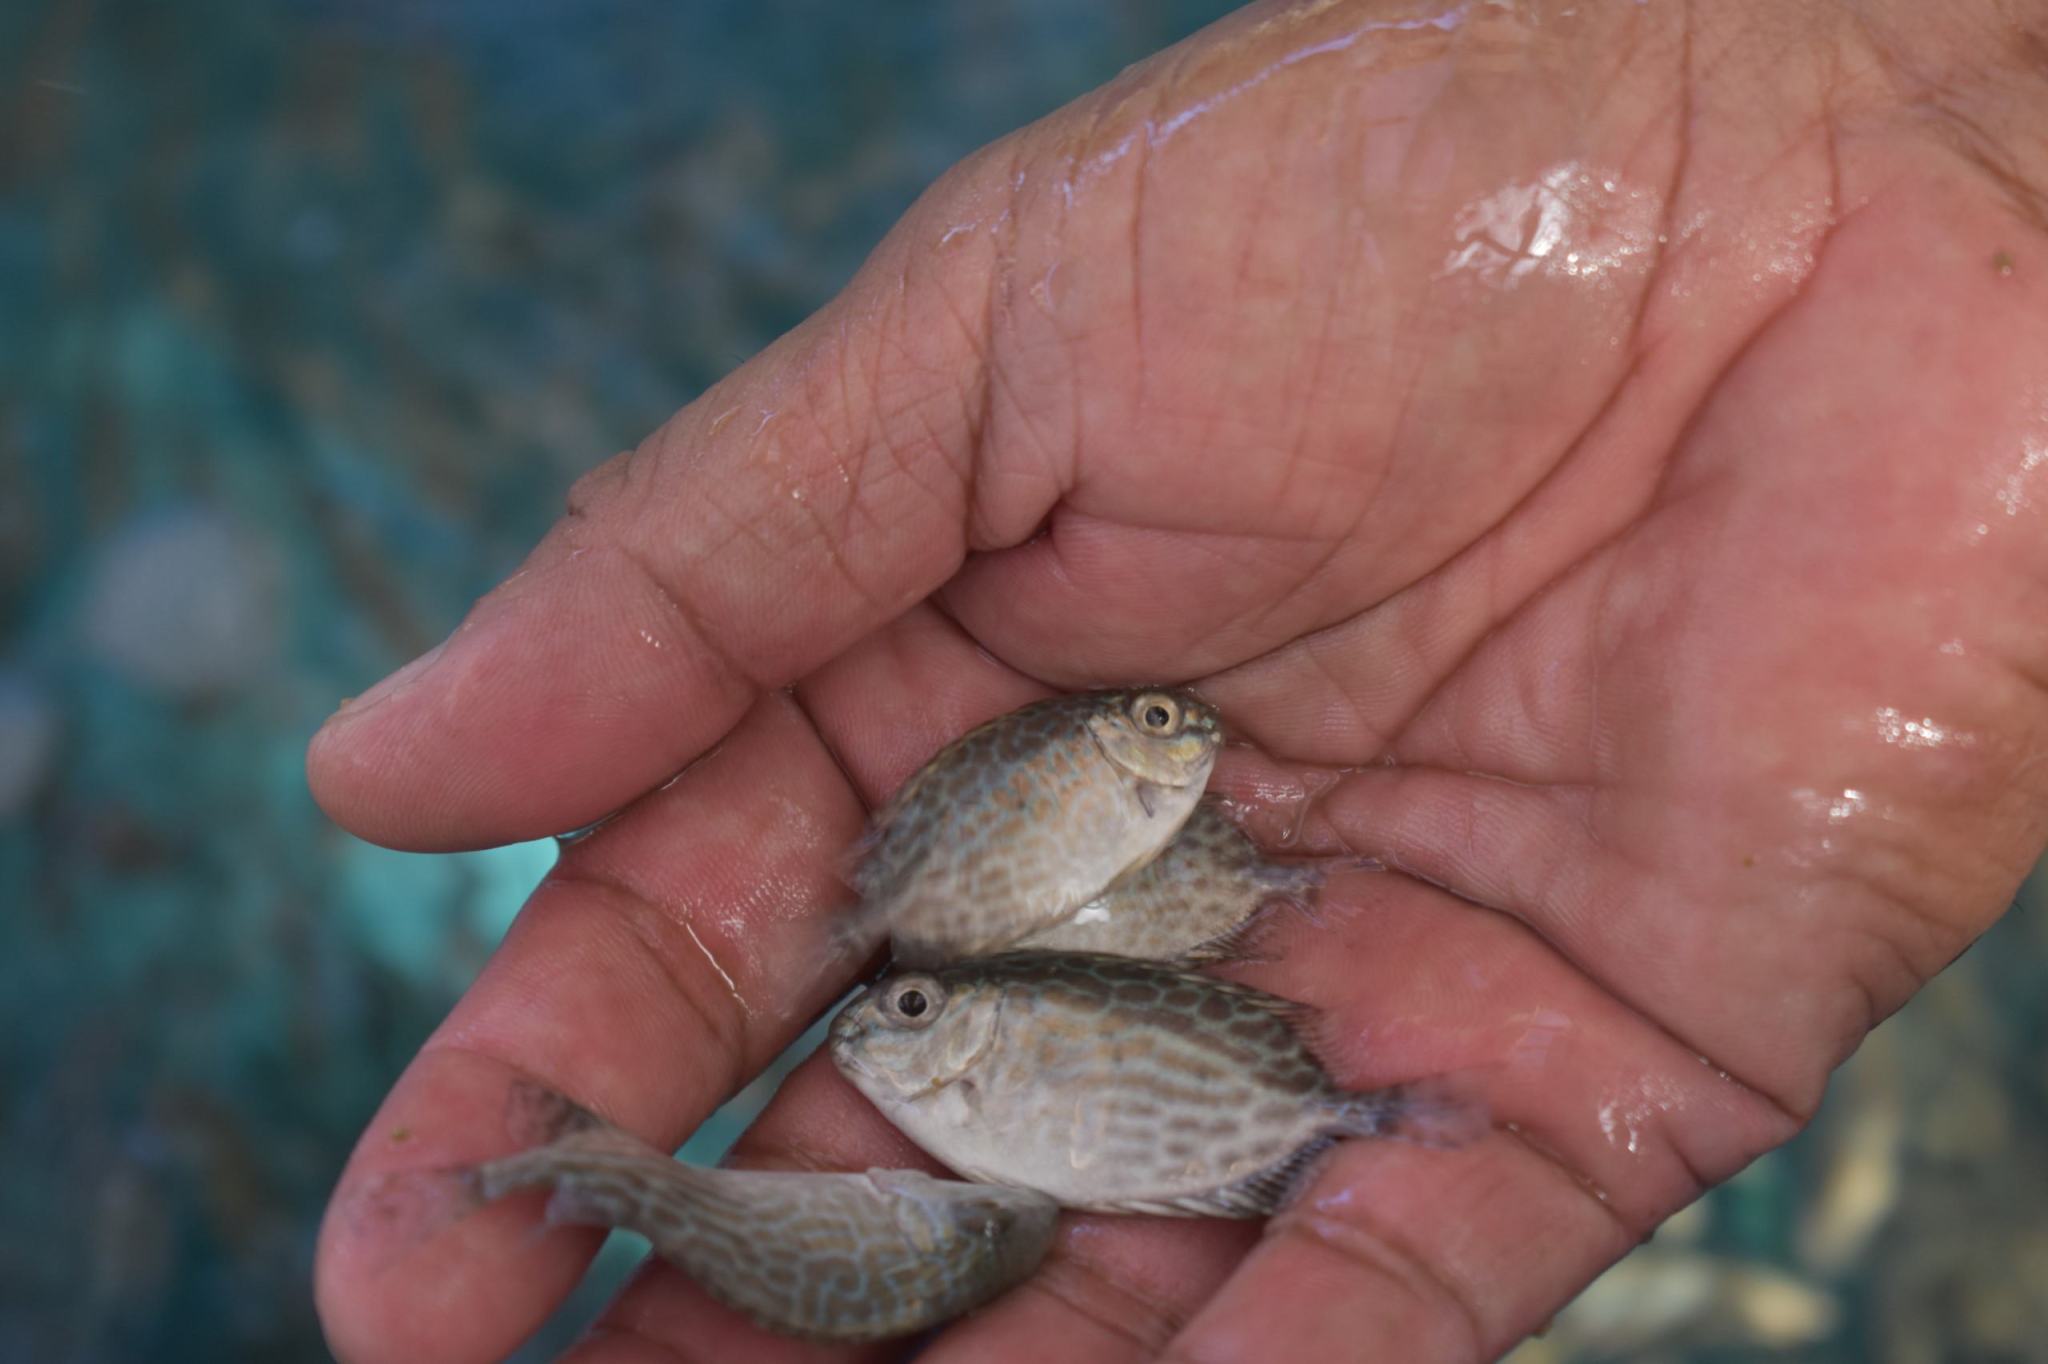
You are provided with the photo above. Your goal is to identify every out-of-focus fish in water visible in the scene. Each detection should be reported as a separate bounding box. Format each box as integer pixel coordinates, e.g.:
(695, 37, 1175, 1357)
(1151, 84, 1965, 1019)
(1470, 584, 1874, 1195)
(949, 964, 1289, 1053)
(840, 689, 1223, 965)
(370, 1086, 1058, 1343)
(830, 952, 1486, 1216)
(1015, 802, 1372, 962)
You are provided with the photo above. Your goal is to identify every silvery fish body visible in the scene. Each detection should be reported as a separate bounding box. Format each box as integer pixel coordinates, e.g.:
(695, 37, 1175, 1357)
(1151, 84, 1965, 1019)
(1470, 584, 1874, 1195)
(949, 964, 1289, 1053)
(844, 689, 1222, 965)
(830, 952, 1482, 1217)
(462, 1118, 1058, 1342)
(1015, 802, 1339, 962)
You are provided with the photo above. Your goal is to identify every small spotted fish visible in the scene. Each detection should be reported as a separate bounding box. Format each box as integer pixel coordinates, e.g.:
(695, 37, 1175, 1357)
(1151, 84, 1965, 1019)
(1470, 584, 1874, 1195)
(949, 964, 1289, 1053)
(830, 952, 1484, 1217)
(842, 689, 1223, 965)
(1014, 802, 1368, 962)
(385, 1087, 1058, 1343)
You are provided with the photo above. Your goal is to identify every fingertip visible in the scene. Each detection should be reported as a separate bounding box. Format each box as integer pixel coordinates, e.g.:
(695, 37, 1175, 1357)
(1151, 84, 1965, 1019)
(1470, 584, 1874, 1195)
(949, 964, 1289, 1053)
(315, 1057, 609, 1364)
(306, 541, 755, 850)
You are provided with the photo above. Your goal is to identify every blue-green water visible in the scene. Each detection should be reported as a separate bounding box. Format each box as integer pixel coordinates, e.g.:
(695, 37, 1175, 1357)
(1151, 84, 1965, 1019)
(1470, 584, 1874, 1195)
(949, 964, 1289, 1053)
(2, 2, 2042, 1361)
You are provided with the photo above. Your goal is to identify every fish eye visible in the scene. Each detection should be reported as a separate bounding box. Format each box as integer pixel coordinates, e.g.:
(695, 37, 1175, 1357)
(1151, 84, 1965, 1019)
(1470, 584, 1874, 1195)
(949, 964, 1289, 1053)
(1132, 693, 1181, 734)
(882, 975, 944, 1028)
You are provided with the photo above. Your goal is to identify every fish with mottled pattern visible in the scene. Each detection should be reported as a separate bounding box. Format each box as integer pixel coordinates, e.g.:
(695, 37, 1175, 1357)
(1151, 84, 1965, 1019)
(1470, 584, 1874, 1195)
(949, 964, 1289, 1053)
(841, 689, 1223, 965)
(373, 1086, 1058, 1342)
(1015, 802, 1369, 961)
(830, 952, 1485, 1216)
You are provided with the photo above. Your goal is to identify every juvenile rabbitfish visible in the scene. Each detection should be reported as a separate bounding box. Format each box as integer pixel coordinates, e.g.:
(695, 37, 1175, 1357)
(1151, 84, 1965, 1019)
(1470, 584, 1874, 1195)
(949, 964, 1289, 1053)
(1015, 801, 1363, 962)
(401, 1088, 1059, 1343)
(843, 688, 1222, 965)
(831, 952, 1485, 1217)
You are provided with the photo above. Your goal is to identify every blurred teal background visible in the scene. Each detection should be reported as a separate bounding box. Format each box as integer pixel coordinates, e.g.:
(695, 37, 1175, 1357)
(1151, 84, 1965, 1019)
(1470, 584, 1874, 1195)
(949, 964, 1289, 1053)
(2, 1, 2043, 1361)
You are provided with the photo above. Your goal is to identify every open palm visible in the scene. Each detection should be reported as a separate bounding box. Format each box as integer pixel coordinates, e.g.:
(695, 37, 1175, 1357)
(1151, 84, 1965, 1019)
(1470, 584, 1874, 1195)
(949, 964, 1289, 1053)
(311, 2, 2048, 1360)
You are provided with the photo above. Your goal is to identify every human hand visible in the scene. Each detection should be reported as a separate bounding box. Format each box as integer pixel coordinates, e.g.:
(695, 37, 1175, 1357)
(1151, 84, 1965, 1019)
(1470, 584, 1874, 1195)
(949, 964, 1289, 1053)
(310, 1, 2048, 1359)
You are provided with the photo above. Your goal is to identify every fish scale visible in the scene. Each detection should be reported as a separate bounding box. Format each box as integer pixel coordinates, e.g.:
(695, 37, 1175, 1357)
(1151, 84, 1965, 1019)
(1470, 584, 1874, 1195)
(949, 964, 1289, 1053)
(1016, 801, 1349, 961)
(434, 1099, 1059, 1343)
(830, 952, 1484, 1217)
(842, 689, 1222, 965)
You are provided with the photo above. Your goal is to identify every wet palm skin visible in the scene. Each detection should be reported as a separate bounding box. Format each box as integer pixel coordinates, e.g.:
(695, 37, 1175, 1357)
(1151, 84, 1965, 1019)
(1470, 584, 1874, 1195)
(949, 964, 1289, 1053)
(308, 1, 2048, 1360)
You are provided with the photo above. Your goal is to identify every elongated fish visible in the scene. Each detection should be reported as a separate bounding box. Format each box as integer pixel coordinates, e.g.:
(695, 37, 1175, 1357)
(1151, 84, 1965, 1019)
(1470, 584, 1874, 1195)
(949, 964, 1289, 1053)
(378, 1087, 1058, 1342)
(830, 952, 1485, 1216)
(1015, 802, 1364, 961)
(841, 689, 1222, 965)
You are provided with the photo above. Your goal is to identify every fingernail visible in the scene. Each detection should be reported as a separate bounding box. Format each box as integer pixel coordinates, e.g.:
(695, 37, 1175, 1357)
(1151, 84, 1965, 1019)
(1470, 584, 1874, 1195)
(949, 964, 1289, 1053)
(326, 640, 447, 725)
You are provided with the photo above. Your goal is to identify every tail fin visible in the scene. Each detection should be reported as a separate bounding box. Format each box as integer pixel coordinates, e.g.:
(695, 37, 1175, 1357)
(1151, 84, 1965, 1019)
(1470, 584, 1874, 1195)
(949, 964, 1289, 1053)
(1329, 1072, 1491, 1150)
(345, 1081, 645, 1265)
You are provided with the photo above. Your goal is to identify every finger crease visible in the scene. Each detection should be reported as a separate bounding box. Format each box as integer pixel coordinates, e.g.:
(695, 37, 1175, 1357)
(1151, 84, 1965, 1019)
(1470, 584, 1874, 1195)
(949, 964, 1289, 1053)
(1267, 1203, 1486, 1364)
(609, 535, 770, 696)
(544, 863, 750, 1102)
(1496, 1123, 1653, 1241)
(1015, 1248, 1191, 1356)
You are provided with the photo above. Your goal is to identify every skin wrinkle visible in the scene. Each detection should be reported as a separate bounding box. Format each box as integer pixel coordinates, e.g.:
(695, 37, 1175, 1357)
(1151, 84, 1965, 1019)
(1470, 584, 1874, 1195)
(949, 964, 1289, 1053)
(977, 137, 1038, 490)
(845, 284, 981, 540)
(1127, 109, 1153, 407)
(785, 350, 905, 621)
(887, 232, 1000, 551)
(977, 207, 1081, 540)
(1493, 1124, 1652, 1241)
(1302, 637, 1395, 755)
(1226, 1205, 1485, 1364)
(868, 258, 1003, 557)
(605, 534, 769, 697)
(541, 864, 753, 1105)
(1264, 195, 1349, 541)
(1842, 3, 2048, 231)
(1835, 915, 1930, 1038)
(1005, 1249, 1193, 1357)
(1333, 816, 1809, 1136)
(570, 1318, 704, 1364)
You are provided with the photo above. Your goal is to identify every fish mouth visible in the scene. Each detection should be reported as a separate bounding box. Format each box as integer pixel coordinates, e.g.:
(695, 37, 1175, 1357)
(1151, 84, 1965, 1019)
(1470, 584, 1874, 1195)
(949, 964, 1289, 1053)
(827, 1002, 873, 1073)
(829, 1034, 877, 1085)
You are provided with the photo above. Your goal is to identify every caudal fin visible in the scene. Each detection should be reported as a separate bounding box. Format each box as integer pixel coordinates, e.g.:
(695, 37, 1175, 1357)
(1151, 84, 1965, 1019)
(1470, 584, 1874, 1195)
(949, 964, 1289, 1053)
(1330, 1072, 1491, 1150)
(345, 1081, 640, 1267)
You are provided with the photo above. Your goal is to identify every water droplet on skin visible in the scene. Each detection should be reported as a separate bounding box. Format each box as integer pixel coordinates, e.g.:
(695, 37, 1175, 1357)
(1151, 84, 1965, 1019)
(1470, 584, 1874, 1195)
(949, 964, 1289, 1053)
(1991, 436, 2048, 517)
(1436, 163, 1655, 284)
(1308, 1183, 1357, 1215)
(1507, 1008, 1573, 1069)
(1870, 707, 1969, 750)
(683, 920, 753, 1019)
